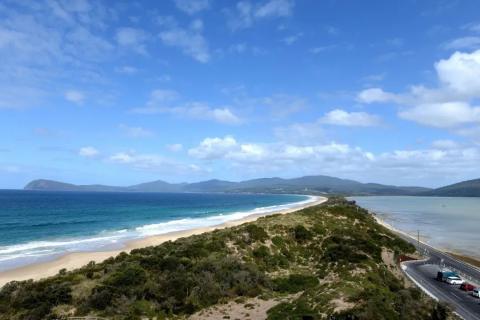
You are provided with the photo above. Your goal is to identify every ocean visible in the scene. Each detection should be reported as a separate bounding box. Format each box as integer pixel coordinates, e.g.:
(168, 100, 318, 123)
(351, 196, 480, 259)
(0, 190, 311, 271)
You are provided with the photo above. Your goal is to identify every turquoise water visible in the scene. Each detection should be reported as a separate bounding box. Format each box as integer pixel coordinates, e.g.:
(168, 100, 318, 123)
(351, 196, 480, 259)
(0, 191, 311, 271)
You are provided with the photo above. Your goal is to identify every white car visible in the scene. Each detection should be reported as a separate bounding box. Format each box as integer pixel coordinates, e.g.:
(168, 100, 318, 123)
(473, 288, 480, 298)
(446, 276, 464, 285)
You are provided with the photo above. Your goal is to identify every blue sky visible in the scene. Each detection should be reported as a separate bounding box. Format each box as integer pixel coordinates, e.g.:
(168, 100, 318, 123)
(1, 0, 480, 188)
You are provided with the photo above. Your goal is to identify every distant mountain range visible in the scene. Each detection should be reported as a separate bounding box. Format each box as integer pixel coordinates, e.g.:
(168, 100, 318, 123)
(24, 176, 480, 196)
(24, 175, 432, 196)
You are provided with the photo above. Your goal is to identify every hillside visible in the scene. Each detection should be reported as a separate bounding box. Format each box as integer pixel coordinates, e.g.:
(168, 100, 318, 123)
(23, 175, 431, 196)
(420, 178, 480, 197)
(0, 198, 451, 320)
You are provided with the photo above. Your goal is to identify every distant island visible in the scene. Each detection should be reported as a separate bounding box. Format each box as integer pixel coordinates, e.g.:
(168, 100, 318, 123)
(24, 175, 431, 196)
(24, 175, 480, 197)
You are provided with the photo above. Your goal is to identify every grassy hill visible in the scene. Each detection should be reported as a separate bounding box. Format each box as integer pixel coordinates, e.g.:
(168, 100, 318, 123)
(0, 198, 451, 320)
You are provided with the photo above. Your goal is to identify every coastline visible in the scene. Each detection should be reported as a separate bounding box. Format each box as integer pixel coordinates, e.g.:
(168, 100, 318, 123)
(371, 211, 480, 269)
(0, 195, 327, 287)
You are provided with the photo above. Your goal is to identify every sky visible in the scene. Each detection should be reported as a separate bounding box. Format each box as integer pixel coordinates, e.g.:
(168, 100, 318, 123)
(1, 0, 480, 189)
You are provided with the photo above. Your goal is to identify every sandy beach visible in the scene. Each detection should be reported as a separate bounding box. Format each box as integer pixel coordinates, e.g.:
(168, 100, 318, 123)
(0, 195, 327, 287)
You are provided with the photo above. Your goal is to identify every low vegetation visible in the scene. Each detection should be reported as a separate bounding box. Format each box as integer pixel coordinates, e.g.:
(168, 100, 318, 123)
(0, 198, 453, 319)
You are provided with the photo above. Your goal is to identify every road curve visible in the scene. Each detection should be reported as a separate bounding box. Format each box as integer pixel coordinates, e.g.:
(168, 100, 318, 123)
(403, 260, 480, 320)
(388, 227, 480, 319)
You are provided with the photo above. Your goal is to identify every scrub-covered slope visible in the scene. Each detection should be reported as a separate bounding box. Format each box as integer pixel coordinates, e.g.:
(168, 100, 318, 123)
(0, 198, 452, 320)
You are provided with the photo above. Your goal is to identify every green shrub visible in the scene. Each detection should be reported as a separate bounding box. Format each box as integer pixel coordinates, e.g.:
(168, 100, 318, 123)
(267, 299, 318, 320)
(273, 274, 318, 293)
(292, 225, 313, 242)
(246, 224, 269, 242)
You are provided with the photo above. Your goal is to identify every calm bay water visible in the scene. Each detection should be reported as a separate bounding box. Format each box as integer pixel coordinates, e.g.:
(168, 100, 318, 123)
(0, 190, 311, 271)
(351, 196, 480, 259)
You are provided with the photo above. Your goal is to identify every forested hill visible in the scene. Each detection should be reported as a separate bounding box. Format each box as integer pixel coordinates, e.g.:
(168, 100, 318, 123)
(24, 175, 431, 196)
(0, 198, 451, 319)
(419, 178, 480, 197)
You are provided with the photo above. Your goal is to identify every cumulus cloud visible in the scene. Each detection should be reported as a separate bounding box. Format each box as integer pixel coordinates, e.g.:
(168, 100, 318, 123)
(435, 50, 480, 97)
(398, 102, 480, 128)
(159, 19, 210, 62)
(226, 0, 294, 30)
(358, 49, 480, 128)
(320, 109, 381, 127)
(187, 135, 480, 185)
(65, 90, 85, 104)
(357, 88, 401, 104)
(174, 0, 210, 15)
(188, 136, 238, 159)
(79, 146, 99, 157)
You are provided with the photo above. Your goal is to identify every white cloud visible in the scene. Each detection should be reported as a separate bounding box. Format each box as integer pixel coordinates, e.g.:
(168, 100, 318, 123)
(357, 88, 400, 104)
(227, 0, 294, 30)
(109, 150, 202, 173)
(65, 90, 85, 104)
(255, 0, 294, 18)
(167, 143, 184, 152)
(119, 124, 154, 138)
(189, 136, 238, 159)
(131, 90, 243, 124)
(187, 135, 480, 185)
(320, 109, 381, 127)
(79, 146, 99, 158)
(443, 37, 480, 50)
(115, 27, 147, 54)
(164, 103, 242, 124)
(359, 50, 480, 129)
(398, 102, 480, 128)
(174, 0, 210, 14)
(159, 19, 210, 62)
(435, 49, 480, 97)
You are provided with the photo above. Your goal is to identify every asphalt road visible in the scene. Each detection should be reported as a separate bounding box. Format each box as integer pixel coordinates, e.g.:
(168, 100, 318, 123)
(392, 230, 480, 319)
(403, 260, 480, 320)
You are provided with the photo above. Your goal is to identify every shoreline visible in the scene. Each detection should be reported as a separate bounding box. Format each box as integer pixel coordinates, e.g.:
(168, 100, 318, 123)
(0, 195, 327, 287)
(371, 211, 480, 269)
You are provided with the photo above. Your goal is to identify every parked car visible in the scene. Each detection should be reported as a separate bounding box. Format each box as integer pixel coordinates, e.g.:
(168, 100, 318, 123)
(473, 288, 480, 298)
(446, 276, 464, 285)
(460, 283, 475, 291)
